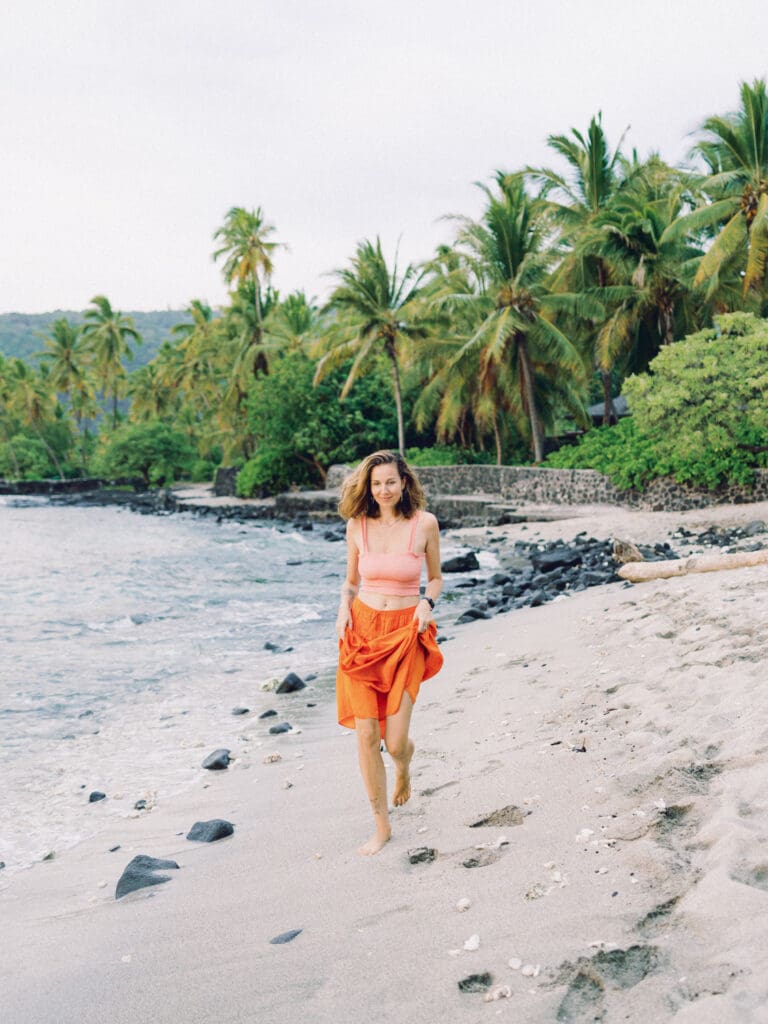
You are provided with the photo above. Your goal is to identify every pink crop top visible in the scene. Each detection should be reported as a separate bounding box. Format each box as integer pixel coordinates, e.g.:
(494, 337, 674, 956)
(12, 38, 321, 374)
(358, 513, 424, 596)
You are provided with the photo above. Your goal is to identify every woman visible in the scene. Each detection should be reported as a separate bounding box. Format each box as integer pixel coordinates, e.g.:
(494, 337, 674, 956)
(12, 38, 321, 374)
(336, 450, 443, 855)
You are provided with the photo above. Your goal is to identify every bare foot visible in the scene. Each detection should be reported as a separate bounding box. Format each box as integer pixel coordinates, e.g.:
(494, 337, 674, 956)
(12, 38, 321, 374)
(358, 830, 391, 856)
(392, 740, 415, 806)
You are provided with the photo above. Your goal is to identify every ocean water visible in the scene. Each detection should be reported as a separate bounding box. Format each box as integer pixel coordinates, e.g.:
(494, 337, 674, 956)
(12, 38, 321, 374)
(0, 498, 491, 872)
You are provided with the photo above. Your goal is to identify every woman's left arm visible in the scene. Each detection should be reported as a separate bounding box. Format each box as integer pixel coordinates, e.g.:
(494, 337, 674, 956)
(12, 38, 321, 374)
(414, 513, 443, 633)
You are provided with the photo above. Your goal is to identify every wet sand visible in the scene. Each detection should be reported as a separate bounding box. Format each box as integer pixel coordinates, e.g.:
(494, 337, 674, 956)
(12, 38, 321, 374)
(4, 501, 768, 1023)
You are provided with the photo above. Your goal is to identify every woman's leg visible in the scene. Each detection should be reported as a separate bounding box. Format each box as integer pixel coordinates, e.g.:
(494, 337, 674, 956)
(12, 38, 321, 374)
(385, 691, 415, 807)
(355, 717, 391, 855)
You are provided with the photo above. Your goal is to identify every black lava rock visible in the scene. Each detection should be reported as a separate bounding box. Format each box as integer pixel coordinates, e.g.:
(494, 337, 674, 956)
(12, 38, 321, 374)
(580, 570, 613, 586)
(115, 854, 179, 899)
(442, 552, 480, 573)
(134, 799, 147, 811)
(186, 819, 235, 842)
(489, 572, 512, 586)
(269, 722, 292, 735)
(456, 608, 491, 624)
(458, 973, 493, 993)
(89, 791, 106, 803)
(201, 748, 231, 770)
(231, 706, 250, 716)
(531, 547, 582, 572)
(259, 709, 278, 719)
(276, 672, 306, 694)
(270, 929, 302, 944)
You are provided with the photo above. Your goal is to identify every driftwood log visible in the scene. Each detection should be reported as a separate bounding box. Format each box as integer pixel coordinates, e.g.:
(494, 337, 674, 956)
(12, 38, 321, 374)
(618, 548, 768, 583)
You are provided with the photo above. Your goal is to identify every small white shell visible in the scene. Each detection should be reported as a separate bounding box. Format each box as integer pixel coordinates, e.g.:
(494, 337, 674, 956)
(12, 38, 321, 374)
(455, 897, 471, 912)
(508, 957, 523, 970)
(483, 985, 512, 1002)
(463, 934, 480, 951)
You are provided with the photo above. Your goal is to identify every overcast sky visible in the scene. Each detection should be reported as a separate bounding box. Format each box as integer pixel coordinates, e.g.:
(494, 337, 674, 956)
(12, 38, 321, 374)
(3, 0, 767, 314)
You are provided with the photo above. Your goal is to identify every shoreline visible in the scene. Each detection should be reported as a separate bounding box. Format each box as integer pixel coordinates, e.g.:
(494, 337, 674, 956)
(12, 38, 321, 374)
(3, 499, 768, 1021)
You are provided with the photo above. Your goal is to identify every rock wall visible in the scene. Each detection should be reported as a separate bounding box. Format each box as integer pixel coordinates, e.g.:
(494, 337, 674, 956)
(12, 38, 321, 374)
(326, 463, 768, 512)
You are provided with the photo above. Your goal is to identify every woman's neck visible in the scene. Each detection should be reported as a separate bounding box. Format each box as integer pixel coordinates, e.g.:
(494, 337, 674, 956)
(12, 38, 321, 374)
(376, 510, 402, 526)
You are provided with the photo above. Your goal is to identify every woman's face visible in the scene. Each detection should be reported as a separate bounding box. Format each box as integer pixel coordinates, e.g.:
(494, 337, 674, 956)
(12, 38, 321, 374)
(369, 462, 403, 509)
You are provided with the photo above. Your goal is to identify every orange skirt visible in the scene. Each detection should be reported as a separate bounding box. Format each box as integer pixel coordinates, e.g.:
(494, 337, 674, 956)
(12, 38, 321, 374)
(336, 599, 443, 734)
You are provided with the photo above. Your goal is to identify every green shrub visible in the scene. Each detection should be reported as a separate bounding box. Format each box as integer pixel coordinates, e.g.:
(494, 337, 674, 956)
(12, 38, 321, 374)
(404, 445, 495, 467)
(544, 418, 658, 490)
(95, 421, 196, 486)
(189, 458, 218, 483)
(0, 435, 55, 480)
(546, 312, 768, 490)
(238, 349, 399, 496)
(237, 449, 316, 497)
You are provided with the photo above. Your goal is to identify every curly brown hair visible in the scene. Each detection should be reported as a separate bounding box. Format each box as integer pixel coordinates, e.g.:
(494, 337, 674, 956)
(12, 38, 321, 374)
(338, 450, 427, 521)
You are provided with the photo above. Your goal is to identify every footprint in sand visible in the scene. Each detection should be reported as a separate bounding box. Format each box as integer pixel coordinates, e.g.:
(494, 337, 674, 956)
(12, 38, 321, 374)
(729, 862, 768, 893)
(469, 804, 528, 828)
(553, 945, 664, 1021)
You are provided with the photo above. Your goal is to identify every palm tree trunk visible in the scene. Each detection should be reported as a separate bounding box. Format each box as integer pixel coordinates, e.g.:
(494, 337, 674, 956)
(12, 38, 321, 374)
(518, 341, 545, 464)
(601, 369, 616, 425)
(2, 427, 21, 478)
(112, 388, 119, 429)
(596, 262, 616, 425)
(386, 340, 405, 453)
(659, 298, 675, 346)
(32, 423, 65, 479)
(76, 412, 87, 471)
(252, 278, 266, 379)
(493, 414, 503, 466)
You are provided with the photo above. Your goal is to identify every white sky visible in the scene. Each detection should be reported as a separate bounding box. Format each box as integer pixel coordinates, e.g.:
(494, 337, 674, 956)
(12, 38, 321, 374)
(2, 0, 767, 314)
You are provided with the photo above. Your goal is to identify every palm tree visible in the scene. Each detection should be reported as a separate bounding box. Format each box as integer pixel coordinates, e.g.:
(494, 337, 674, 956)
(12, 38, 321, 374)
(592, 160, 706, 373)
(0, 354, 22, 477)
(5, 359, 65, 477)
(434, 174, 595, 463)
(664, 79, 768, 302)
(528, 113, 629, 422)
(82, 296, 141, 428)
(224, 279, 282, 383)
(128, 362, 175, 421)
(171, 300, 224, 411)
(266, 291, 321, 351)
(213, 206, 282, 374)
(37, 318, 89, 396)
(37, 317, 95, 465)
(314, 238, 430, 453)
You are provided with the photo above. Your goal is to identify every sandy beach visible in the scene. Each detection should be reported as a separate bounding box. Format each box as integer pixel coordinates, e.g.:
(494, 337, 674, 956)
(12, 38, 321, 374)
(4, 500, 768, 1024)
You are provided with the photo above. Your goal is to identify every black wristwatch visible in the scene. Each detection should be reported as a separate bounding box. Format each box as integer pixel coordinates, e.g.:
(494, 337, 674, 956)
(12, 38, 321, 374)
(421, 596, 435, 609)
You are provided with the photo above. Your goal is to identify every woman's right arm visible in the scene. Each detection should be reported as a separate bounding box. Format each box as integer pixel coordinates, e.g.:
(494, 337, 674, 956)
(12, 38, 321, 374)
(336, 519, 360, 639)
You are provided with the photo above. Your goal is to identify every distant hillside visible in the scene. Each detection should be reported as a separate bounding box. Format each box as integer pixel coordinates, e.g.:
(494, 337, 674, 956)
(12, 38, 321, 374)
(0, 309, 192, 368)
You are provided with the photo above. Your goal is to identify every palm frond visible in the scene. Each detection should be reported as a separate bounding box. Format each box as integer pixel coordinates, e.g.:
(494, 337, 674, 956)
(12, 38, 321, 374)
(743, 191, 768, 295)
(694, 213, 748, 285)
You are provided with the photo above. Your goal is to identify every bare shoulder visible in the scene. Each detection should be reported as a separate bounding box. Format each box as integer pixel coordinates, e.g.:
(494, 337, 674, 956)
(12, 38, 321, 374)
(419, 510, 440, 533)
(416, 510, 440, 550)
(346, 516, 363, 547)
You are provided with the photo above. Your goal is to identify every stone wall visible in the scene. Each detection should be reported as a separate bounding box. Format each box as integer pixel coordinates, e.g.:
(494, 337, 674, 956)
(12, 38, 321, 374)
(325, 463, 768, 512)
(0, 477, 144, 495)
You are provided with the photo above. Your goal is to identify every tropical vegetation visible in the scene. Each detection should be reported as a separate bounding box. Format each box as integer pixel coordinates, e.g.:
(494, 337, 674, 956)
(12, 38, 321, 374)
(2, 80, 768, 492)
